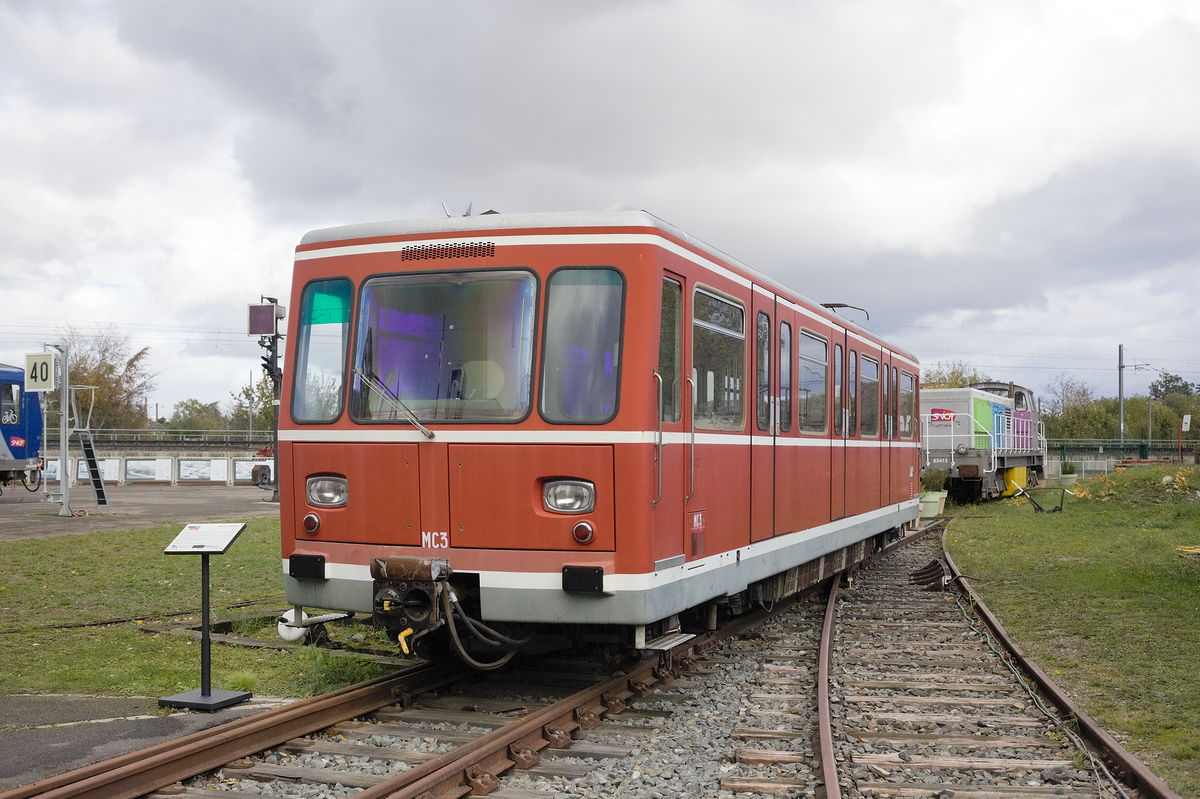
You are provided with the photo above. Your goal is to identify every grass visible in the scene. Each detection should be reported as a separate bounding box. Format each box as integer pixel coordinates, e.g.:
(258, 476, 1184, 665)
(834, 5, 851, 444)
(945, 464, 1200, 797)
(0, 518, 394, 700)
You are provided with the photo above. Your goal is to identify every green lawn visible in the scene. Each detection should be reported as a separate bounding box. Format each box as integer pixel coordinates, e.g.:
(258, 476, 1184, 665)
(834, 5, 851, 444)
(3, 471, 1199, 796)
(0, 518, 392, 700)
(945, 465, 1200, 797)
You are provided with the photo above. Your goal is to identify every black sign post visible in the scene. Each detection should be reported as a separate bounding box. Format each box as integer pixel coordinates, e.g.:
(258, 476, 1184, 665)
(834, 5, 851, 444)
(159, 523, 253, 711)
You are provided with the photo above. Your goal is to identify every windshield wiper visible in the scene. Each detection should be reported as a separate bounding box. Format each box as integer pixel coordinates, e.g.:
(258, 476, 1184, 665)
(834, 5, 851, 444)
(353, 368, 435, 439)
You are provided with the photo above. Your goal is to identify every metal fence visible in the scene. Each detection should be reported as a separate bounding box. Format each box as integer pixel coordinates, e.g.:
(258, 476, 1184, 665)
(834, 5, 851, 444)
(44, 428, 273, 450)
(1046, 438, 1199, 478)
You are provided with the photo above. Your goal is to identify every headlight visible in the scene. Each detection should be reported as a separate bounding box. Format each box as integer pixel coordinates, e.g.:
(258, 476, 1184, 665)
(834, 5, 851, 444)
(306, 476, 348, 507)
(543, 480, 595, 514)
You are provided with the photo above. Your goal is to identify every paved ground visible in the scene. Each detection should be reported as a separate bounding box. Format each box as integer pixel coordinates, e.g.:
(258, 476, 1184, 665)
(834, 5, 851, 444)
(0, 483, 281, 540)
(0, 485, 289, 792)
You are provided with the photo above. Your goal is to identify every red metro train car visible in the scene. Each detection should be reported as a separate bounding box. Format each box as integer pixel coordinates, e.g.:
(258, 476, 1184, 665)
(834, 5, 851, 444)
(279, 207, 921, 667)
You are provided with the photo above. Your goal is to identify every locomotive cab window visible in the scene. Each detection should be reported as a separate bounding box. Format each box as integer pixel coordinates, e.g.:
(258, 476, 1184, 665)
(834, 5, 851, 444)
(692, 289, 745, 430)
(352, 270, 537, 423)
(292, 278, 353, 423)
(540, 267, 625, 424)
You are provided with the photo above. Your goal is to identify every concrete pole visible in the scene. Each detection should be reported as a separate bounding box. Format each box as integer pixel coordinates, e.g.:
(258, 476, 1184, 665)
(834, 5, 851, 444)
(53, 345, 71, 517)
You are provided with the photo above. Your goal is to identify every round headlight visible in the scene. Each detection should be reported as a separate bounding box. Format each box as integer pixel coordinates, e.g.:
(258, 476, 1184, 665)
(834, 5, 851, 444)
(306, 476, 348, 507)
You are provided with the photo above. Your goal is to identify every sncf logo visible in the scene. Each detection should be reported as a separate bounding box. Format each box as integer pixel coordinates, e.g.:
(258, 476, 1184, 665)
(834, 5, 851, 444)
(930, 408, 956, 423)
(9, 437, 25, 447)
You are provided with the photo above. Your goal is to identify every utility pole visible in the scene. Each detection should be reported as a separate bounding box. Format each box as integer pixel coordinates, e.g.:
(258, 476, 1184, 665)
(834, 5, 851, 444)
(249, 297, 285, 502)
(1118, 345, 1125, 454)
(50, 345, 71, 516)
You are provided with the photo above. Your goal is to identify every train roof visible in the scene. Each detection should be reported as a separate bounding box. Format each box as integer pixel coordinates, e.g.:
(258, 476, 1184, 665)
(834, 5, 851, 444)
(300, 205, 914, 360)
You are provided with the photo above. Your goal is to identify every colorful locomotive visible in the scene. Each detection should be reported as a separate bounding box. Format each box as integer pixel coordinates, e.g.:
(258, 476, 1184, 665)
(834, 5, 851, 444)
(0, 363, 43, 492)
(278, 207, 921, 667)
(921, 382, 1046, 501)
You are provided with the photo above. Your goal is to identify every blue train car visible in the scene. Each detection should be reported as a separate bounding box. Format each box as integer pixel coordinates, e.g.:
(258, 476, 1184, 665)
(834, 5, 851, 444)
(0, 363, 43, 492)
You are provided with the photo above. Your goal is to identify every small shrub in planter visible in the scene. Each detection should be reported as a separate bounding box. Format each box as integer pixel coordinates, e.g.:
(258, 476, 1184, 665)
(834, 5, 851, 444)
(920, 468, 948, 493)
(1061, 461, 1076, 475)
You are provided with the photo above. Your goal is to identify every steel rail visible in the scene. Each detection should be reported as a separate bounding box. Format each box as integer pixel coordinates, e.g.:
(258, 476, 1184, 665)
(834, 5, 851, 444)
(816, 571, 843, 799)
(351, 604, 790, 799)
(0, 664, 466, 799)
(942, 547, 1183, 799)
(350, 656, 669, 799)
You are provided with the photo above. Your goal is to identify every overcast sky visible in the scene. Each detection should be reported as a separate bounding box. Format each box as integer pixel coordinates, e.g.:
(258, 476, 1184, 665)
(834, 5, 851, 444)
(2, 0, 1198, 421)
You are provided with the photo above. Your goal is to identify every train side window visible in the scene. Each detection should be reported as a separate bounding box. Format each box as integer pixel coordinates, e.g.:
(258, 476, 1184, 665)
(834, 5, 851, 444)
(860, 356, 879, 437)
(292, 278, 353, 423)
(1, 383, 19, 426)
(541, 267, 625, 424)
(756, 311, 771, 431)
(779, 322, 792, 433)
(899, 370, 916, 438)
(881, 361, 890, 439)
(891, 366, 899, 439)
(692, 289, 745, 430)
(658, 279, 682, 423)
(798, 331, 827, 434)
(833, 343, 843, 436)
(848, 349, 858, 436)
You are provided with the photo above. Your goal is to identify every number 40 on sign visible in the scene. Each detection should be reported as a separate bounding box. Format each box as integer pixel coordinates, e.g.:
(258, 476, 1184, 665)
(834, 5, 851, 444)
(25, 353, 57, 393)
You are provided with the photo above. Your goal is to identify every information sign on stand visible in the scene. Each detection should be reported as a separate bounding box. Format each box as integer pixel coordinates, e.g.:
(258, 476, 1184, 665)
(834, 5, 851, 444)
(159, 523, 252, 711)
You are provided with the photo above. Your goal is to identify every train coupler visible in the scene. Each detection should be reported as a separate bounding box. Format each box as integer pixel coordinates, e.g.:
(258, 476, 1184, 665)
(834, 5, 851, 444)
(370, 556, 452, 636)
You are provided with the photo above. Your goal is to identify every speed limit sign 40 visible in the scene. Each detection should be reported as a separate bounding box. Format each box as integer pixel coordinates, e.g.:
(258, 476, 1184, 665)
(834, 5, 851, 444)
(25, 353, 57, 392)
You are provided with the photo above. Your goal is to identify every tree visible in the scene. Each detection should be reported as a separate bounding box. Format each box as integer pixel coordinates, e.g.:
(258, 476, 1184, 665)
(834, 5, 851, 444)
(1148, 372, 1194, 400)
(1041, 372, 1107, 439)
(52, 325, 157, 429)
(921, 360, 990, 389)
(227, 374, 275, 436)
(165, 399, 227, 431)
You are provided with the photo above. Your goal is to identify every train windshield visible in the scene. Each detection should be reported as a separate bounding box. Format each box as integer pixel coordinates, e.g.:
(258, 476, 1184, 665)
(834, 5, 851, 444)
(539, 268, 624, 424)
(351, 270, 536, 423)
(292, 279, 354, 423)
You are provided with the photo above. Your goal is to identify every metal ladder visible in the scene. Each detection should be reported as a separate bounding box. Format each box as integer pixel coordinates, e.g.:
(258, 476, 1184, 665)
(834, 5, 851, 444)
(76, 430, 108, 507)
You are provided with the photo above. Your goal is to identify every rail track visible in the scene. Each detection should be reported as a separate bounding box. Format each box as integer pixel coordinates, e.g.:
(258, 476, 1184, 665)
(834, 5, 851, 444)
(4, 525, 1181, 799)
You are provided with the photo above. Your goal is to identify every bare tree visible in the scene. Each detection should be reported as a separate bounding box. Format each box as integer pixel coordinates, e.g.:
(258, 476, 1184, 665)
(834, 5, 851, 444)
(53, 325, 157, 429)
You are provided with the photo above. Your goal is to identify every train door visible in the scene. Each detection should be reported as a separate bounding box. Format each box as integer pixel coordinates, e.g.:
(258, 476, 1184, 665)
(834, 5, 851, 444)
(652, 275, 686, 565)
(855, 347, 883, 515)
(774, 314, 796, 535)
(751, 291, 775, 542)
(830, 334, 847, 520)
(688, 285, 751, 560)
(880, 351, 894, 505)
